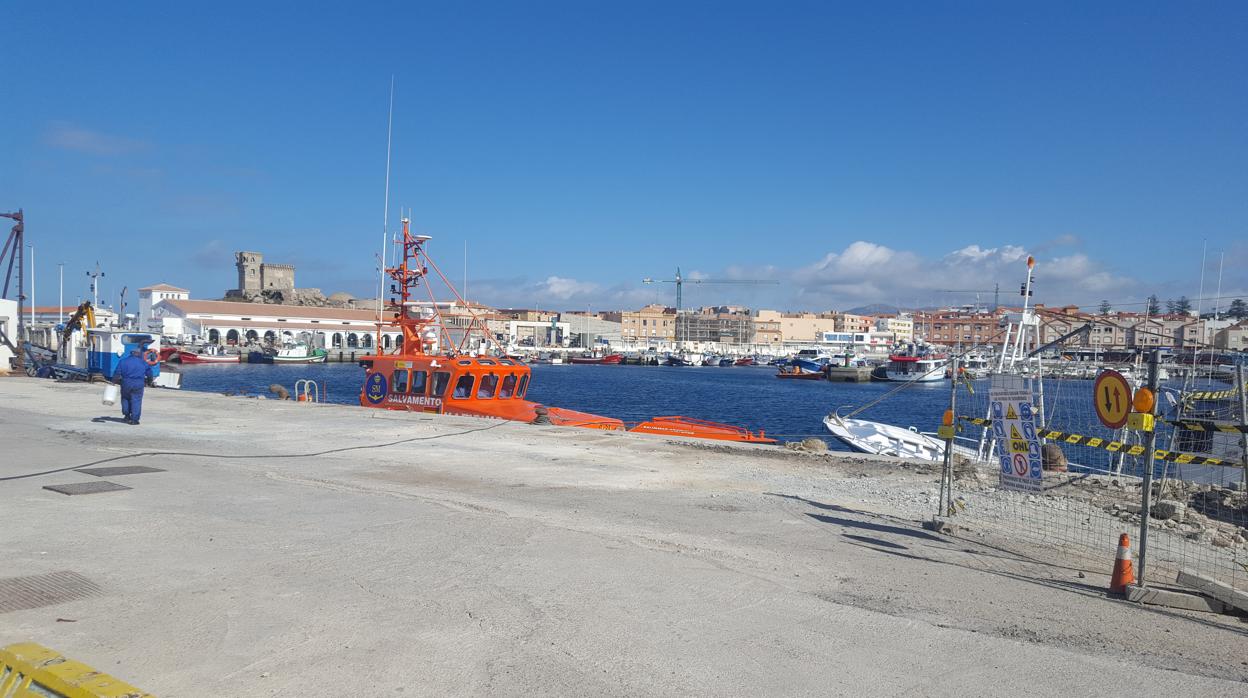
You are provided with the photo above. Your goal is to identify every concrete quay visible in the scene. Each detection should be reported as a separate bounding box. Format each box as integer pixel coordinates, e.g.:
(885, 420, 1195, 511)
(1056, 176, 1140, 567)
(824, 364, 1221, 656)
(1, 377, 1246, 696)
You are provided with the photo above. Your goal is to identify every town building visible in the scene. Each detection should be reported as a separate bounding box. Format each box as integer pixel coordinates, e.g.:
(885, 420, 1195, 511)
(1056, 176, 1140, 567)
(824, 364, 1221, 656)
(915, 308, 1008, 347)
(753, 310, 841, 344)
(751, 314, 782, 345)
(833, 313, 873, 334)
(497, 308, 560, 323)
(873, 315, 914, 343)
(680, 306, 755, 345)
(1214, 322, 1248, 352)
(613, 304, 676, 344)
(560, 312, 623, 348)
(139, 283, 189, 332)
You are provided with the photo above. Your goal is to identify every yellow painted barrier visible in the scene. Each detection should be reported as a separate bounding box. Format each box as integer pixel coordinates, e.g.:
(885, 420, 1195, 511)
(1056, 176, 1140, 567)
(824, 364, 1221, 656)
(0, 643, 154, 698)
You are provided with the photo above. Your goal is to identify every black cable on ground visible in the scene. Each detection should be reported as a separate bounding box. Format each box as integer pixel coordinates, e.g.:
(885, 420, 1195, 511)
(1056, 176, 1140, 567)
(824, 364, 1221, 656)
(0, 422, 507, 483)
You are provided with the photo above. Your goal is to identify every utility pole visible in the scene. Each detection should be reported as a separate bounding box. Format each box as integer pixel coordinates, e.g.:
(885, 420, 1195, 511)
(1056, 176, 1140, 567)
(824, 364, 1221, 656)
(28, 243, 34, 329)
(58, 263, 64, 324)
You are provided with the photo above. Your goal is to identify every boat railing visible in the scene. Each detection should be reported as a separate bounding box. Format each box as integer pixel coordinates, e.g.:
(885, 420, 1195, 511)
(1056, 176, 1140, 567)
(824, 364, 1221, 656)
(294, 379, 324, 403)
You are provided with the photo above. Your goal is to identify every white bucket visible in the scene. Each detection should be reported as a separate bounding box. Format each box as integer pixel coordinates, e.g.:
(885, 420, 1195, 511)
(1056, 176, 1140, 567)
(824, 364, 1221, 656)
(102, 383, 120, 406)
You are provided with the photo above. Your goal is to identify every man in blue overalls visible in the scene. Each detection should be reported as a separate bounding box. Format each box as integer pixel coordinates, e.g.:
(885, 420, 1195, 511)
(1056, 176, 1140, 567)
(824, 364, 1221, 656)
(113, 348, 154, 425)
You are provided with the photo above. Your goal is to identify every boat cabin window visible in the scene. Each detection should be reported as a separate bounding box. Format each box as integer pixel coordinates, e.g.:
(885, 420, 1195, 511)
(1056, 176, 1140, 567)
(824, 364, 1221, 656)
(452, 374, 475, 399)
(393, 369, 410, 393)
(517, 374, 529, 398)
(411, 370, 428, 395)
(499, 359, 514, 366)
(431, 371, 451, 397)
(499, 374, 517, 398)
(457, 360, 473, 366)
(477, 374, 498, 399)
(478, 359, 496, 366)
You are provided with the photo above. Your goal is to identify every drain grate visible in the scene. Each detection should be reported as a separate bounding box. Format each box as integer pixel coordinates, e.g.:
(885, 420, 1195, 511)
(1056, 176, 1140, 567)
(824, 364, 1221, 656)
(76, 465, 165, 477)
(42, 481, 132, 496)
(0, 571, 102, 613)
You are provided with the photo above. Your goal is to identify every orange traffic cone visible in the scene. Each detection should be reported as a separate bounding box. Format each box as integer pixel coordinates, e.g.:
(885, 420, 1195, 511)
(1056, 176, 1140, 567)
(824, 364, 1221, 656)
(1109, 533, 1135, 594)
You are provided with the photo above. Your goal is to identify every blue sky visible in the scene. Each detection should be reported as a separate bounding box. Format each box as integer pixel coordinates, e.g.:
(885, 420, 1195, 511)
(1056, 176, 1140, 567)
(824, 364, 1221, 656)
(4, 2, 1246, 314)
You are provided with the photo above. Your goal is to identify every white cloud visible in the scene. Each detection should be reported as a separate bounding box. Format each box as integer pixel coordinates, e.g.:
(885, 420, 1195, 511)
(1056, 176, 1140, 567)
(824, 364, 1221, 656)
(791, 240, 1138, 309)
(44, 121, 150, 156)
(536, 276, 599, 301)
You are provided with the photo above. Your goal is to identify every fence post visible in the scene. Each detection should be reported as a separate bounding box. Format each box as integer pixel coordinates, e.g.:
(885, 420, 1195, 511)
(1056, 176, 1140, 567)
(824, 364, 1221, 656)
(939, 356, 959, 519)
(1136, 349, 1161, 586)
(1238, 364, 1248, 492)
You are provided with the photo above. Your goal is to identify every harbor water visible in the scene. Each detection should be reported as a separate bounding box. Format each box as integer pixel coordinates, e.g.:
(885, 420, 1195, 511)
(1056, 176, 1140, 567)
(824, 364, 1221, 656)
(173, 363, 954, 449)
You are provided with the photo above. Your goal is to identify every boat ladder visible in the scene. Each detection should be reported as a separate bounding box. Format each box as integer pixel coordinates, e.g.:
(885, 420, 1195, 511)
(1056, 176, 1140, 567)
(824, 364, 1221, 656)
(294, 379, 326, 403)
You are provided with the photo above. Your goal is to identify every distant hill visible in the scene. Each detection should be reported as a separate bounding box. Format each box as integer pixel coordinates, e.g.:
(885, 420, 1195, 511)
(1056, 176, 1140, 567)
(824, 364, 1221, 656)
(845, 303, 900, 315)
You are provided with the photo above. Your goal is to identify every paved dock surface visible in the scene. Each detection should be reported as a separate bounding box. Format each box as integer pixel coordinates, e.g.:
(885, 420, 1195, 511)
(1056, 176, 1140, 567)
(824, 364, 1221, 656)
(1, 378, 1245, 696)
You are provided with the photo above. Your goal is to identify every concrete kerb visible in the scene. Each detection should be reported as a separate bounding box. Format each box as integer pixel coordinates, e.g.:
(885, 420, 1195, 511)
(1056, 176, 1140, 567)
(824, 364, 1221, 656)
(1126, 584, 1230, 614)
(1177, 569, 1248, 615)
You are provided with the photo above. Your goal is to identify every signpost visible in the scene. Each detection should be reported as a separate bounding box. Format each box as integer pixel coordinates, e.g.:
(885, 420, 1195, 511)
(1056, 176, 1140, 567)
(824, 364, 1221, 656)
(990, 375, 1042, 492)
(1093, 369, 1131, 429)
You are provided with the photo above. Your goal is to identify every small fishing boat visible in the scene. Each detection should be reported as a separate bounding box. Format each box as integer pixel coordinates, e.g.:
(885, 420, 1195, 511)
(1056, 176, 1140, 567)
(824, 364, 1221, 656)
(664, 352, 702, 367)
(734, 357, 756, 366)
(358, 219, 773, 444)
(776, 365, 824, 380)
(788, 348, 831, 374)
(823, 414, 945, 460)
(272, 344, 328, 364)
(569, 353, 623, 365)
(176, 345, 240, 364)
(528, 352, 565, 365)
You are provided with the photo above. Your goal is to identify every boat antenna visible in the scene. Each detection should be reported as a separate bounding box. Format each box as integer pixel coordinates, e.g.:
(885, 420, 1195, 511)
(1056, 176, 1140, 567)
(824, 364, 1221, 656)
(378, 76, 395, 350)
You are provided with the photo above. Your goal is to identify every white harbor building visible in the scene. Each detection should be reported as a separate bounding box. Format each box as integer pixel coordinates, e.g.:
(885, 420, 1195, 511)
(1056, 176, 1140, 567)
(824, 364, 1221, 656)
(151, 298, 403, 349)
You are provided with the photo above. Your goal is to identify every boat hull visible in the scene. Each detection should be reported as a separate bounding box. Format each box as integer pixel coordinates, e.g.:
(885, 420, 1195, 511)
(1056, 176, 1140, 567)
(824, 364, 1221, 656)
(176, 350, 239, 364)
(569, 354, 623, 365)
(272, 355, 327, 364)
(823, 415, 945, 461)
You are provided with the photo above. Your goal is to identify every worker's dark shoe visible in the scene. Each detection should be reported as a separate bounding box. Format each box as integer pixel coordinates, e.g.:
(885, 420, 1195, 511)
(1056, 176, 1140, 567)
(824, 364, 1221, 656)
(127, 418, 138, 425)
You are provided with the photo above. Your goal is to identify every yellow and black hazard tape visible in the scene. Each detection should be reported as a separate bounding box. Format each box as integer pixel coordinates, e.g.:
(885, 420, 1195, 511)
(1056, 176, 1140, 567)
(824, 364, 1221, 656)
(955, 416, 1233, 466)
(1162, 418, 1248, 434)
(1036, 428, 1230, 465)
(1183, 386, 1242, 402)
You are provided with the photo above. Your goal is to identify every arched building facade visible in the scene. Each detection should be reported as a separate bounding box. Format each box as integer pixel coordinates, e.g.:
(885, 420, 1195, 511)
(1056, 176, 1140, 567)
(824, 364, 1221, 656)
(152, 299, 401, 350)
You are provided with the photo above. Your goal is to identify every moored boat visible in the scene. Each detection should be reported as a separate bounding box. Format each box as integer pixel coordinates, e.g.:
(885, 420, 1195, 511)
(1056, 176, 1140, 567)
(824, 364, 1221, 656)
(357, 219, 774, 444)
(272, 344, 328, 364)
(176, 346, 240, 364)
(882, 351, 947, 382)
(569, 353, 623, 365)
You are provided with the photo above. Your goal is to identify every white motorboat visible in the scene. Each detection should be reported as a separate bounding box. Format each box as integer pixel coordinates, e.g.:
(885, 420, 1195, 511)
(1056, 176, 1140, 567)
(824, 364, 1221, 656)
(823, 414, 946, 461)
(882, 353, 948, 382)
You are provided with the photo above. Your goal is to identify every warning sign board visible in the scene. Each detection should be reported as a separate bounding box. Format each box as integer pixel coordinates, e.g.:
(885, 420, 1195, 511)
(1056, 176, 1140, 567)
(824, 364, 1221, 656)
(991, 375, 1042, 493)
(1093, 370, 1131, 429)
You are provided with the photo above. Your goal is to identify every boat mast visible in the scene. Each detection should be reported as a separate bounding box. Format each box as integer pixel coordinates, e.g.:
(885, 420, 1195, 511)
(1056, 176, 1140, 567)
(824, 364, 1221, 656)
(377, 77, 395, 351)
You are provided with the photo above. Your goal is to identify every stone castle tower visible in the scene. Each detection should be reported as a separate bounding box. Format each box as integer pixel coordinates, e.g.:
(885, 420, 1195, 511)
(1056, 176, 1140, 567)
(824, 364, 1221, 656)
(235, 251, 295, 293)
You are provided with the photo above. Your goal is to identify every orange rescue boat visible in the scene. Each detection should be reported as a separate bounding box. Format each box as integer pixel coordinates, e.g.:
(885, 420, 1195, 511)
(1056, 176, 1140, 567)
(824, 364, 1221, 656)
(357, 219, 774, 445)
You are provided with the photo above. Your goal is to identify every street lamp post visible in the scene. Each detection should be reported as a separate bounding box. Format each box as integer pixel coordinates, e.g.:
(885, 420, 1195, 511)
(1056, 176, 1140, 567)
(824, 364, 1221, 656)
(58, 263, 64, 324)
